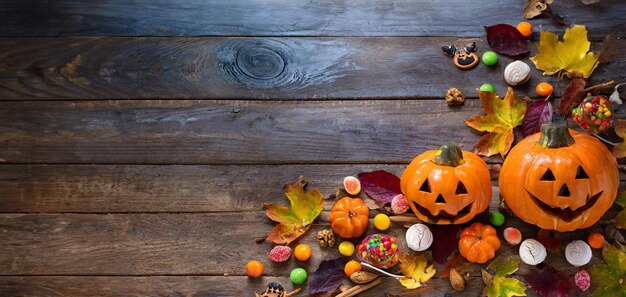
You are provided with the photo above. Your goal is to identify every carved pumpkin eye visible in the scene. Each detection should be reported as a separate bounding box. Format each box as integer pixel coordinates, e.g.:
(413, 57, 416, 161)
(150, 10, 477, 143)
(540, 168, 556, 181)
(419, 179, 431, 193)
(455, 181, 468, 195)
(576, 166, 589, 179)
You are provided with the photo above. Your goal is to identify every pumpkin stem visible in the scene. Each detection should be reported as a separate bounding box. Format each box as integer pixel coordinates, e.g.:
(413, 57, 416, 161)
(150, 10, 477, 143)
(538, 122, 575, 148)
(434, 142, 465, 167)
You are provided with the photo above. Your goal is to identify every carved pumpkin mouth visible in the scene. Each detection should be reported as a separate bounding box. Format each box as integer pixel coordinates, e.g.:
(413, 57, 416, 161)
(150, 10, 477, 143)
(527, 190, 603, 222)
(411, 200, 474, 223)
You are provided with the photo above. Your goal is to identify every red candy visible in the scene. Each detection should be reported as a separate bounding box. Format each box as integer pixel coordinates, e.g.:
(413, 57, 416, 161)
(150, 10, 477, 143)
(574, 270, 591, 291)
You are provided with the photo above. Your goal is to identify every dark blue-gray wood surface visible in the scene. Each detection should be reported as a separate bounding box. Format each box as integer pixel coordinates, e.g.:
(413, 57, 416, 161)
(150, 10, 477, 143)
(0, 1, 625, 296)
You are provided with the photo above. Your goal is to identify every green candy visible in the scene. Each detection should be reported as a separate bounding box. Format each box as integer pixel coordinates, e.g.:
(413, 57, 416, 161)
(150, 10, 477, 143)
(489, 211, 505, 227)
(482, 51, 498, 66)
(480, 83, 495, 93)
(290, 268, 307, 284)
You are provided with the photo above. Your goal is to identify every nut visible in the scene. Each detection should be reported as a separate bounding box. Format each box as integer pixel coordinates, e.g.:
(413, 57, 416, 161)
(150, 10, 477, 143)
(449, 268, 465, 291)
(350, 271, 379, 284)
(316, 229, 336, 248)
(445, 87, 465, 106)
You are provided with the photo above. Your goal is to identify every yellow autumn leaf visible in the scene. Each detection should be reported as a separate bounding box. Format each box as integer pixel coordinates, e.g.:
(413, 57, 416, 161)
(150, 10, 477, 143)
(465, 88, 527, 157)
(398, 253, 436, 289)
(530, 25, 600, 79)
(263, 179, 324, 244)
(612, 119, 626, 159)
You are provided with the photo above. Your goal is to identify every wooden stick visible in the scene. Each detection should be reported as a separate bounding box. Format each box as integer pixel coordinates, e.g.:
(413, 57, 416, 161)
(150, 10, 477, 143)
(336, 278, 382, 297)
(583, 80, 615, 93)
(285, 287, 301, 297)
(389, 215, 421, 224)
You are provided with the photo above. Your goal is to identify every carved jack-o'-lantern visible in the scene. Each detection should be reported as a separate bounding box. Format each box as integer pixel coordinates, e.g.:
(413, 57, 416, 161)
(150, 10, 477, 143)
(400, 142, 491, 224)
(500, 122, 619, 232)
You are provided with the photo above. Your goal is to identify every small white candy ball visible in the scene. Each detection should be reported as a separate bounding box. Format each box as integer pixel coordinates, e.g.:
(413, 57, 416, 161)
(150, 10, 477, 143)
(406, 223, 433, 252)
(519, 239, 547, 265)
(565, 240, 592, 267)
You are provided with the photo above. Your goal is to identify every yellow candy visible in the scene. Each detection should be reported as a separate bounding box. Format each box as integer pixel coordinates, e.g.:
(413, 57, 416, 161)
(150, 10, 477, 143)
(605, 111, 612, 117)
(600, 99, 605, 105)
(585, 102, 592, 108)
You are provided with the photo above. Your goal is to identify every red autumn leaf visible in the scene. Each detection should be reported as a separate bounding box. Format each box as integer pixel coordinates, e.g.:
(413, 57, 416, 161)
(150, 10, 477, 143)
(485, 24, 530, 57)
(526, 265, 576, 297)
(557, 79, 586, 116)
(522, 100, 553, 137)
(429, 224, 461, 264)
(358, 170, 401, 204)
(439, 254, 468, 279)
(309, 258, 345, 297)
(537, 229, 562, 254)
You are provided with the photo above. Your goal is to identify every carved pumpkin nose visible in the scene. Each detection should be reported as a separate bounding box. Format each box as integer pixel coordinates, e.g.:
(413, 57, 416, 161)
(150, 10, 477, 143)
(558, 184, 571, 197)
(435, 194, 446, 204)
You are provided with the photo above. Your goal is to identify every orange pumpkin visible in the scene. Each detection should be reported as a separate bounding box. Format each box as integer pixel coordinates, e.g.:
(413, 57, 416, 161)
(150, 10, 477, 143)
(329, 197, 369, 238)
(500, 122, 619, 232)
(459, 222, 501, 263)
(400, 142, 491, 224)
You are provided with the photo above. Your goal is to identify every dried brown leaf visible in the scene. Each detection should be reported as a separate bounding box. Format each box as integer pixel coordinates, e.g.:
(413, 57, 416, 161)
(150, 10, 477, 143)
(599, 35, 621, 64)
(557, 79, 586, 116)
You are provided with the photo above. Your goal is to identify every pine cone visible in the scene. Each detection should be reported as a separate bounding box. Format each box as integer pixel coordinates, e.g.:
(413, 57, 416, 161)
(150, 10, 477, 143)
(316, 229, 336, 248)
(445, 87, 465, 106)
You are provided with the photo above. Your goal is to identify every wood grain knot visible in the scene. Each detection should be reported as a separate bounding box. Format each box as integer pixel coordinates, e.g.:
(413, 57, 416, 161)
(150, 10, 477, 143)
(236, 47, 285, 80)
(217, 39, 292, 88)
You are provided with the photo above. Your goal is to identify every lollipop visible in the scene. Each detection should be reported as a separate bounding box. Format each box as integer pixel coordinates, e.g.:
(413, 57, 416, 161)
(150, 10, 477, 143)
(356, 234, 400, 269)
(572, 94, 613, 133)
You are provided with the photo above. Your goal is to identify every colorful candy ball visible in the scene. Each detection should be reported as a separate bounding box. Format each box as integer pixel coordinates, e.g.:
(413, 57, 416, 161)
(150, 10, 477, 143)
(516, 22, 533, 37)
(290, 268, 308, 284)
(572, 94, 613, 133)
(482, 51, 498, 66)
(479, 83, 495, 93)
(356, 234, 400, 269)
(536, 82, 554, 97)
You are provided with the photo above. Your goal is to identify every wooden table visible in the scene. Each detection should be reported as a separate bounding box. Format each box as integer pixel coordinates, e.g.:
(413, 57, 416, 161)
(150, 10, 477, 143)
(0, 1, 625, 296)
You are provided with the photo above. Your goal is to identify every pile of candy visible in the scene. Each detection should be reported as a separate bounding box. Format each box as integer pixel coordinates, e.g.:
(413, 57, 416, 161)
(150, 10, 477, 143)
(356, 234, 400, 269)
(573, 95, 613, 133)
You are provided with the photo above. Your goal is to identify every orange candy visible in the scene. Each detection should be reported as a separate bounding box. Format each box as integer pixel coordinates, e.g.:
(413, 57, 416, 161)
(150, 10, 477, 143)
(294, 244, 312, 261)
(587, 233, 605, 249)
(536, 82, 554, 97)
(245, 260, 264, 278)
(516, 22, 533, 37)
(344, 260, 362, 277)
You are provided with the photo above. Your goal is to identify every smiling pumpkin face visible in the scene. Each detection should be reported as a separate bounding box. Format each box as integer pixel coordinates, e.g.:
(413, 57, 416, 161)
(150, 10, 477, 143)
(401, 142, 491, 224)
(500, 123, 619, 231)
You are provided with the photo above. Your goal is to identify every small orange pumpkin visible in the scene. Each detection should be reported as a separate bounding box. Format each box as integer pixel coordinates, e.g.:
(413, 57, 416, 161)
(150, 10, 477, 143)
(459, 222, 501, 263)
(329, 197, 369, 238)
(400, 142, 491, 224)
(500, 122, 619, 231)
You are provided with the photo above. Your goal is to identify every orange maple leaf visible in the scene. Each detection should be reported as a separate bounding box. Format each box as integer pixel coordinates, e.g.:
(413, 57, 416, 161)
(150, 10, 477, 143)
(465, 88, 527, 158)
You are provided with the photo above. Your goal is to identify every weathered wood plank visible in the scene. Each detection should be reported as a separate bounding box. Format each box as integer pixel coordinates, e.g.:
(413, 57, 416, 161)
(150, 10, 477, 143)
(0, 212, 610, 276)
(0, 275, 555, 297)
(1, 100, 623, 164)
(0, 0, 623, 39)
(2, 164, 626, 213)
(0, 99, 485, 163)
(0, 37, 623, 100)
